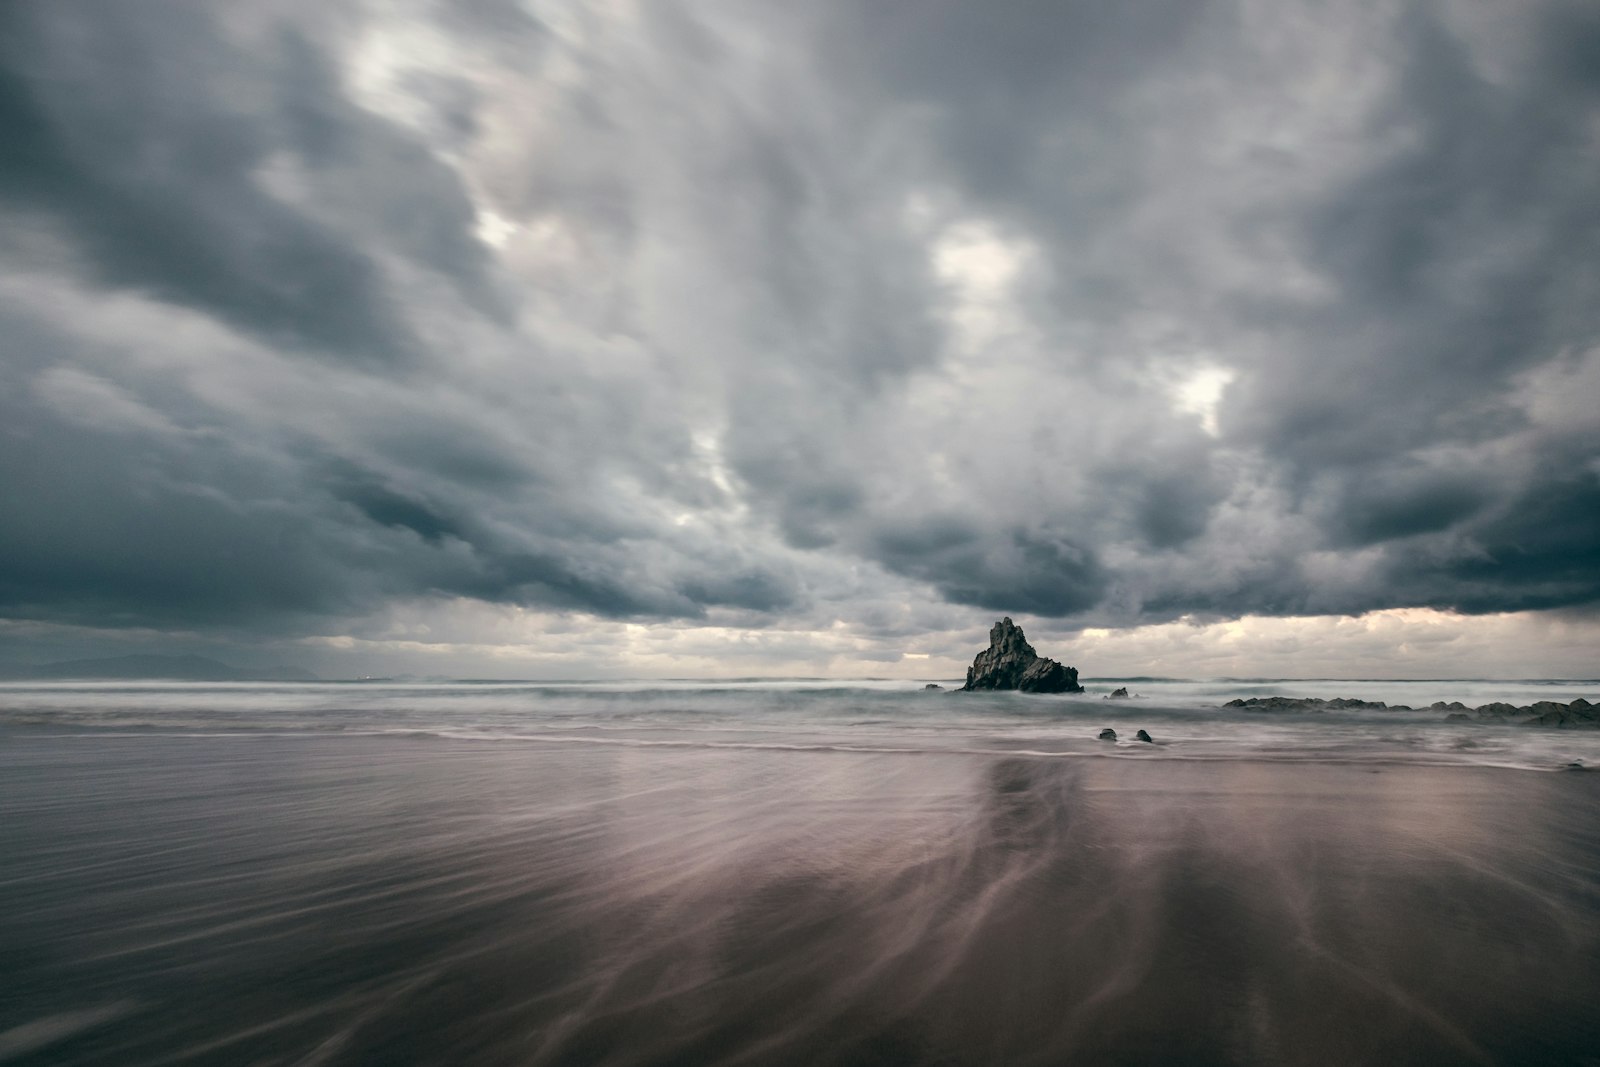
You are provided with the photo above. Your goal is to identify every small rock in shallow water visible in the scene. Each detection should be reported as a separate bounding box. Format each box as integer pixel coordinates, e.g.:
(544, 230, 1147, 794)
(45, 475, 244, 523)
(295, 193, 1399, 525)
(1135, 729, 1153, 743)
(1107, 687, 1129, 699)
(1098, 728, 1117, 741)
(923, 683, 943, 690)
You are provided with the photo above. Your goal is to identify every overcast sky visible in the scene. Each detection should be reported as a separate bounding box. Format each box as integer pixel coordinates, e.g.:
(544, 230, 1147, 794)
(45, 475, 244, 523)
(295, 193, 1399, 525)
(2, 0, 1598, 679)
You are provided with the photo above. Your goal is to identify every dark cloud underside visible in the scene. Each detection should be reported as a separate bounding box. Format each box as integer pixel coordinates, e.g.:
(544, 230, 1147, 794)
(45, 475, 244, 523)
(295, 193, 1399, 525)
(0, 0, 1596, 653)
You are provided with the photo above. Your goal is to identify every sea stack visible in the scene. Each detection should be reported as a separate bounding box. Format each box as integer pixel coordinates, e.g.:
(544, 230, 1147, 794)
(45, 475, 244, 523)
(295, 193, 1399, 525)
(960, 618, 1084, 693)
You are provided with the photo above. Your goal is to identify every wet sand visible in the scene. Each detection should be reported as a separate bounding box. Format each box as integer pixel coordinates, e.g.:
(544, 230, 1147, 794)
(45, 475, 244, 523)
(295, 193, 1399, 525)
(3, 731, 1599, 1065)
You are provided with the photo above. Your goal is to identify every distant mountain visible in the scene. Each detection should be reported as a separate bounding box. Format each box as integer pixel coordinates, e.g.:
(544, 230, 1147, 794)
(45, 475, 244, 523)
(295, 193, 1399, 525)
(1, 655, 318, 682)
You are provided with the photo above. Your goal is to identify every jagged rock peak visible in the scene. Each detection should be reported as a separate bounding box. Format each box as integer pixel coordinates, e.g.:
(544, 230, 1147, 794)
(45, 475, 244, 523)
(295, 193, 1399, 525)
(960, 617, 1084, 694)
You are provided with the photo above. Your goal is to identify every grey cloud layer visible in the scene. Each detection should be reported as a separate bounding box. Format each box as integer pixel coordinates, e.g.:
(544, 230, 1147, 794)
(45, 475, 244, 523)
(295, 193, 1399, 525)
(1, 0, 1597, 646)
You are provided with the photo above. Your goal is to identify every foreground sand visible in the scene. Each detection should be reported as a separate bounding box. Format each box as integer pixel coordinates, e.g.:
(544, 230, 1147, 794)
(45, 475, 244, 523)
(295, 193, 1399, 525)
(3, 731, 1598, 1065)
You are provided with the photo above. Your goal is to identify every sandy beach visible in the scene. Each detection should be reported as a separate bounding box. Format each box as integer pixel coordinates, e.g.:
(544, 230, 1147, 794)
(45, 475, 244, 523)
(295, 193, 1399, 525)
(5, 724, 1598, 1066)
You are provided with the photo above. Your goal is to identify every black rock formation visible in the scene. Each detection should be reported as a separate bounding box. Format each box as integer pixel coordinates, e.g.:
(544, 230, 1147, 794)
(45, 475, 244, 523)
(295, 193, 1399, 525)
(923, 683, 943, 691)
(1437, 697, 1597, 726)
(1107, 687, 1130, 699)
(1220, 694, 1599, 727)
(959, 618, 1083, 693)
(1135, 729, 1153, 743)
(1223, 696, 1404, 711)
(1098, 728, 1117, 741)
(1523, 698, 1598, 727)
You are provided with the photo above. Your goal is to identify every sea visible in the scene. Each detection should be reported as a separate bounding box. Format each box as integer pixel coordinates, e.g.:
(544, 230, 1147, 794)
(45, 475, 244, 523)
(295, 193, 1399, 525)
(3, 678, 1599, 1065)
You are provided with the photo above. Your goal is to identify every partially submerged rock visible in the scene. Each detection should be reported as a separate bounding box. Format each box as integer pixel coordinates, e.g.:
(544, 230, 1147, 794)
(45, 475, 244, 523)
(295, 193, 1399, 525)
(1222, 696, 1395, 712)
(1098, 728, 1117, 741)
(923, 683, 943, 690)
(1524, 699, 1600, 727)
(1135, 729, 1153, 743)
(1453, 698, 1597, 726)
(960, 618, 1083, 693)
(1220, 694, 1599, 727)
(1107, 687, 1130, 699)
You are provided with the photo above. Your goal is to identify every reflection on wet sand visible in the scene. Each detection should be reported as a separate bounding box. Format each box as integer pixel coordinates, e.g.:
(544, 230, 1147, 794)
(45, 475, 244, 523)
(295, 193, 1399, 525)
(2, 734, 1598, 1065)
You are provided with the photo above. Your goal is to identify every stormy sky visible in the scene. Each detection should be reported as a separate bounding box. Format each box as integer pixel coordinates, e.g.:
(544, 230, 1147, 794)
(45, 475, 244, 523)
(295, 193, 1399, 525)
(2, 0, 1598, 679)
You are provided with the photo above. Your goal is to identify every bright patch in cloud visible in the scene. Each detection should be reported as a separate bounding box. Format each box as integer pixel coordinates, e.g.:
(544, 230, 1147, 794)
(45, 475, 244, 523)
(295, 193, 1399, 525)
(1170, 365, 1236, 437)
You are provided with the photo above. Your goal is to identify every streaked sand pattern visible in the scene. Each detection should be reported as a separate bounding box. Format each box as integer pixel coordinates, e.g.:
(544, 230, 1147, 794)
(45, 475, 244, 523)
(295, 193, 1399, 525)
(4, 722, 1598, 1066)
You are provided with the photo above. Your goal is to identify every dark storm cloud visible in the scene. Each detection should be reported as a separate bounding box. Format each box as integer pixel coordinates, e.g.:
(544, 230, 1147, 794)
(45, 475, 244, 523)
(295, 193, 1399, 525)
(1255, 3, 1600, 463)
(879, 527, 1109, 617)
(0, 2, 497, 365)
(0, 0, 812, 636)
(0, 351, 355, 627)
(726, 0, 1600, 622)
(837, 0, 1210, 205)
(0, 363, 795, 632)
(1327, 464, 1489, 548)
(332, 479, 466, 546)
(1432, 470, 1600, 613)
(1214, 1, 1600, 616)
(1, 0, 1598, 660)
(0, 284, 800, 633)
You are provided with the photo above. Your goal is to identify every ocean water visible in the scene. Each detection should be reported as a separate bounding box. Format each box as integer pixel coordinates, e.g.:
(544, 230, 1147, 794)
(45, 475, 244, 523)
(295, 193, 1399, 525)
(4, 676, 1598, 771)
(3, 680, 1600, 1065)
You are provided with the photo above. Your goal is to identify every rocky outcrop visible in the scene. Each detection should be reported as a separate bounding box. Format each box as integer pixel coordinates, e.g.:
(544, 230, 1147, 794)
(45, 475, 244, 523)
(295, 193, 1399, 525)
(1523, 698, 1597, 727)
(1222, 696, 1404, 711)
(1098, 728, 1117, 741)
(1220, 695, 1599, 727)
(1135, 729, 1153, 743)
(1107, 687, 1130, 699)
(1434, 698, 1597, 725)
(960, 618, 1084, 693)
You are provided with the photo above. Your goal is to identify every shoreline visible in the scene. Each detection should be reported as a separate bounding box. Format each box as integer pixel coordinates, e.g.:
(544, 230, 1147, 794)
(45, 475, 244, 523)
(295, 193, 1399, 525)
(2, 721, 1594, 775)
